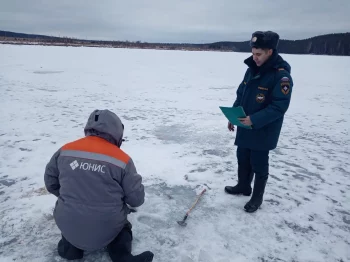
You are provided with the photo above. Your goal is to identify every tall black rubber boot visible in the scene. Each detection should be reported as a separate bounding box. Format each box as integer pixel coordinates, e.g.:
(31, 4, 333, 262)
(225, 147, 254, 196)
(108, 223, 154, 262)
(225, 167, 254, 196)
(244, 175, 268, 213)
(57, 235, 84, 260)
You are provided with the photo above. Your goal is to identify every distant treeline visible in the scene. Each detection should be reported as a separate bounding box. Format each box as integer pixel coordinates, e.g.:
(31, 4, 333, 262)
(209, 33, 350, 56)
(0, 30, 349, 56)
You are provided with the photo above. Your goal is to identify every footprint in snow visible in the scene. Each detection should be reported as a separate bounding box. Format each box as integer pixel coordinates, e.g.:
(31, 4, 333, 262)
(0, 179, 16, 187)
(137, 214, 168, 229)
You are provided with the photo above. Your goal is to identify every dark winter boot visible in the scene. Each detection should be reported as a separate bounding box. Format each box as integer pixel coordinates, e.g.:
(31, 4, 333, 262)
(108, 223, 154, 262)
(225, 168, 254, 196)
(57, 235, 84, 260)
(244, 175, 268, 213)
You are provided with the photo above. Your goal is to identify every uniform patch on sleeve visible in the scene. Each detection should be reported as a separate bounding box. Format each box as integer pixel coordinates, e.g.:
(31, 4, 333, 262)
(281, 85, 290, 95)
(280, 76, 290, 95)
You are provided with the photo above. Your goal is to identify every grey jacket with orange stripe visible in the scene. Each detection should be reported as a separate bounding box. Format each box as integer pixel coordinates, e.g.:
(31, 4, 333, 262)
(44, 109, 145, 251)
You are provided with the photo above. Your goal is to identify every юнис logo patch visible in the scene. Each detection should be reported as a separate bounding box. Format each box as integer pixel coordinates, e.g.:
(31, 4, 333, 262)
(70, 160, 79, 170)
(69, 160, 106, 173)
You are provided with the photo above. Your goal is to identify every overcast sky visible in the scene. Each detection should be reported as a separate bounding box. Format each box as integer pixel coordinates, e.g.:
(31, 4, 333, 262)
(0, 0, 349, 43)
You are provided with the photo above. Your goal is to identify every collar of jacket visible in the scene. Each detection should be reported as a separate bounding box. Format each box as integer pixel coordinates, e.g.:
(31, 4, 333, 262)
(85, 129, 121, 147)
(244, 50, 280, 76)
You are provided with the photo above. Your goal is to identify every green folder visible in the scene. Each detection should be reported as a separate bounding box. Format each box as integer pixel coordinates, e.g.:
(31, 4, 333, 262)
(219, 106, 252, 129)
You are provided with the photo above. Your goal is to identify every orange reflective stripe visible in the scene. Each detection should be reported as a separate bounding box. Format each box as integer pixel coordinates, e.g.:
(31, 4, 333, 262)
(62, 136, 130, 164)
(61, 150, 127, 169)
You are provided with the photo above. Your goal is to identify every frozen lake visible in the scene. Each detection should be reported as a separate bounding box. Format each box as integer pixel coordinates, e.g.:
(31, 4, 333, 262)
(0, 44, 349, 262)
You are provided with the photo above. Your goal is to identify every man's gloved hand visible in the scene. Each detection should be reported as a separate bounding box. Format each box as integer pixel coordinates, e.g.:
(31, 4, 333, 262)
(127, 204, 137, 214)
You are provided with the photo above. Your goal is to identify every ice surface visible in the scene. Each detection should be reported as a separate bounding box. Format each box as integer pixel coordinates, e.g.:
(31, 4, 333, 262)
(0, 44, 349, 262)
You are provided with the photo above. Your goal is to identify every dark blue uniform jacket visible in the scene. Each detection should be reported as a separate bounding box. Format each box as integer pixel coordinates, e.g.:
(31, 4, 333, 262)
(233, 51, 293, 151)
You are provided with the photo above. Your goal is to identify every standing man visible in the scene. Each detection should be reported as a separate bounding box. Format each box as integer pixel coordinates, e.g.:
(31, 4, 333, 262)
(44, 109, 154, 262)
(225, 31, 293, 213)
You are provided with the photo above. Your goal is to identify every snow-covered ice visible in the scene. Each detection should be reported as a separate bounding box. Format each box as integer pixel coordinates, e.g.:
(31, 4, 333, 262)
(0, 44, 349, 262)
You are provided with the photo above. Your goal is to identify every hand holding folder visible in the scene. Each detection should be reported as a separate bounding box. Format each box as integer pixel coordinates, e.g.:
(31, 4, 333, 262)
(219, 106, 252, 129)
